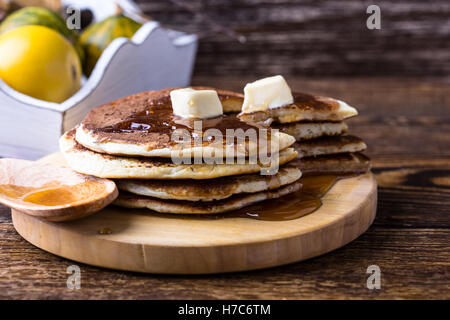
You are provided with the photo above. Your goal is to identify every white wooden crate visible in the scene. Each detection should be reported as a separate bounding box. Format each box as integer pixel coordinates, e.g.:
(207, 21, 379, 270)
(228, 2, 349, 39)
(0, 22, 197, 160)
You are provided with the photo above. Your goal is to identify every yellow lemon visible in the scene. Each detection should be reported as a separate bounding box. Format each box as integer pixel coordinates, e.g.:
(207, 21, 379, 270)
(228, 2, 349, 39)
(0, 25, 81, 103)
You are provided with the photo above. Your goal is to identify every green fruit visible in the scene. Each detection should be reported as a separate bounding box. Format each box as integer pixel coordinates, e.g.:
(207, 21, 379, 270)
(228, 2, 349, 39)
(0, 6, 85, 65)
(80, 15, 141, 76)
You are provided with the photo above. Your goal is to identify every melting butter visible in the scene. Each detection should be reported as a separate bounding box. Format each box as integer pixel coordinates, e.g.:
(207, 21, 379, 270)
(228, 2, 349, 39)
(170, 88, 223, 119)
(241, 75, 294, 113)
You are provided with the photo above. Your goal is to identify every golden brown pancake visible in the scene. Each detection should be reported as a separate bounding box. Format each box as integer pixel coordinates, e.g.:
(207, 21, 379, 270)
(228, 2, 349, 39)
(114, 181, 302, 214)
(289, 153, 371, 176)
(293, 135, 367, 157)
(273, 121, 348, 141)
(60, 129, 298, 179)
(238, 92, 357, 124)
(75, 87, 294, 158)
(116, 167, 301, 201)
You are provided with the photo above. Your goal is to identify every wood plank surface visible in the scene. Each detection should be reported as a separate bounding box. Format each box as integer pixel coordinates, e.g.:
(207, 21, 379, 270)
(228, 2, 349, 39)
(0, 76, 449, 299)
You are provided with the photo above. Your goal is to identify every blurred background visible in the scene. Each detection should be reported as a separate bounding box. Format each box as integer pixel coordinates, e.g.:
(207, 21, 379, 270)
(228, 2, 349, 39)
(1, 0, 448, 82)
(135, 0, 449, 78)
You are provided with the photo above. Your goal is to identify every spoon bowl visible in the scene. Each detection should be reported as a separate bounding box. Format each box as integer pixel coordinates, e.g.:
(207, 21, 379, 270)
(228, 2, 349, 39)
(0, 158, 118, 222)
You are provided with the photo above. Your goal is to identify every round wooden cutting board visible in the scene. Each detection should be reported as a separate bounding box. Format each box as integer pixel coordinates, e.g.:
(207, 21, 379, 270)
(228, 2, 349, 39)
(11, 153, 377, 274)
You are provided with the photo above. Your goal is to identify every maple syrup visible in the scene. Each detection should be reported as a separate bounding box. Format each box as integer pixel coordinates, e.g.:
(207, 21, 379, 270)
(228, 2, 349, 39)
(291, 92, 340, 111)
(98, 227, 113, 235)
(226, 175, 341, 221)
(98, 104, 262, 137)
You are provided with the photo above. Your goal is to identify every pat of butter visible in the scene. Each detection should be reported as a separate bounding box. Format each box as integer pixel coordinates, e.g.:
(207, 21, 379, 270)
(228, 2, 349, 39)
(242, 75, 294, 113)
(170, 88, 223, 119)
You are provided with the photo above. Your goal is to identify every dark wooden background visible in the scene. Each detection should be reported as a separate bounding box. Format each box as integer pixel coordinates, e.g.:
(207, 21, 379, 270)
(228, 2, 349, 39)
(136, 0, 450, 77)
(0, 0, 449, 300)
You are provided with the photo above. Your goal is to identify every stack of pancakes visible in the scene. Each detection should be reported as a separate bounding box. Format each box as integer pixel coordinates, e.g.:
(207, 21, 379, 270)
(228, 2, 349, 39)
(59, 88, 303, 215)
(238, 92, 370, 175)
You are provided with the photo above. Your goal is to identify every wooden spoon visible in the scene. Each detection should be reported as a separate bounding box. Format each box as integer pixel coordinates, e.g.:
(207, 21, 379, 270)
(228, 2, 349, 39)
(0, 158, 118, 222)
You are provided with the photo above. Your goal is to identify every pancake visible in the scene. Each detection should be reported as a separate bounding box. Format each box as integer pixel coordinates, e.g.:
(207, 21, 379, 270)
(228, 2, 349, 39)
(116, 167, 301, 201)
(75, 88, 294, 158)
(293, 135, 367, 158)
(289, 153, 371, 176)
(60, 129, 298, 179)
(114, 181, 302, 214)
(238, 92, 357, 125)
(216, 89, 244, 113)
(273, 121, 348, 141)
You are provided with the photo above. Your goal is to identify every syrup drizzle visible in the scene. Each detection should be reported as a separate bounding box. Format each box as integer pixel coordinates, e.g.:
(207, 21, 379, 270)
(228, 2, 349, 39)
(226, 175, 340, 221)
(144, 175, 347, 221)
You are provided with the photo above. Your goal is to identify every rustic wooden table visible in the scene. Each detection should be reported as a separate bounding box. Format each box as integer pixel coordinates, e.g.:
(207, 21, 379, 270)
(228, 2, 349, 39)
(0, 76, 449, 299)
